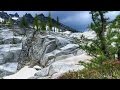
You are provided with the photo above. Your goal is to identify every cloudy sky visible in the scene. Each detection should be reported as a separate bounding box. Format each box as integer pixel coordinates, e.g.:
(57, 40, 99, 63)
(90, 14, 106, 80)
(5, 11, 120, 31)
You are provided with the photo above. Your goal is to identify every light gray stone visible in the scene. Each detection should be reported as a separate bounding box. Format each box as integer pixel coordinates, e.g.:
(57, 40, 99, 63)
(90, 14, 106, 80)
(34, 66, 50, 77)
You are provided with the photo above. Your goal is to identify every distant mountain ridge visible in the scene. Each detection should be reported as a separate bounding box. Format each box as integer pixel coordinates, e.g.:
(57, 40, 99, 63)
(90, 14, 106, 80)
(0, 11, 78, 32)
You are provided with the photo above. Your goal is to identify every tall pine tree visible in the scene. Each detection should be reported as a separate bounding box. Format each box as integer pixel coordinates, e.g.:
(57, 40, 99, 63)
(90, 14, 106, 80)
(48, 12, 52, 32)
(80, 11, 110, 62)
(8, 17, 13, 28)
(33, 14, 41, 31)
(110, 15, 120, 60)
(19, 16, 29, 35)
(56, 16, 60, 32)
(41, 21, 46, 31)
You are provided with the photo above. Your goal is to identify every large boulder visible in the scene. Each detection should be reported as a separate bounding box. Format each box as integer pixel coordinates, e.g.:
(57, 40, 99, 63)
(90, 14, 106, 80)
(0, 62, 18, 73)
(0, 37, 4, 45)
(34, 66, 50, 77)
(0, 50, 21, 64)
(0, 54, 5, 64)
(3, 66, 38, 79)
(10, 49, 21, 62)
(3, 51, 14, 62)
(33, 54, 92, 79)
(40, 53, 55, 66)
(29, 35, 57, 63)
(0, 62, 18, 78)
(18, 31, 81, 69)
(0, 44, 22, 64)
(55, 54, 74, 61)
(58, 44, 79, 55)
(41, 44, 79, 67)
(4, 38, 21, 44)
(55, 36, 71, 48)
(13, 28, 26, 36)
(49, 54, 92, 79)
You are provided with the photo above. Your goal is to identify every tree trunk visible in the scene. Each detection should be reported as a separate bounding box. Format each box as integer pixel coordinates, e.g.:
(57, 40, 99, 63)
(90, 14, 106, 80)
(118, 48, 120, 61)
(99, 11, 108, 57)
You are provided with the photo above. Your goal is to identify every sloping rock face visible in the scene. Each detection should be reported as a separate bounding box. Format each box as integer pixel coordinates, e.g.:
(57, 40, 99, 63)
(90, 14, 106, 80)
(0, 29, 23, 65)
(4, 53, 92, 79)
(3, 66, 37, 79)
(0, 28, 24, 78)
(1, 29, 94, 79)
(18, 31, 81, 69)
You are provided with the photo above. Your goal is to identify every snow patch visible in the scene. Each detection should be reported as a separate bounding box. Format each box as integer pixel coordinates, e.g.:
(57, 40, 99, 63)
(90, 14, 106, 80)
(12, 17, 19, 20)
(0, 18, 4, 22)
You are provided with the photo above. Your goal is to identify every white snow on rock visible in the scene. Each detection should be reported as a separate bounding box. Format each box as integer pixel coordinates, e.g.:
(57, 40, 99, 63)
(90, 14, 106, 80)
(60, 44, 79, 50)
(33, 65, 42, 70)
(3, 66, 38, 79)
(0, 18, 4, 22)
(12, 17, 19, 20)
(63, 31, 71, 34)
(70, 31, 96, 40)
(0, 62, 18, 73)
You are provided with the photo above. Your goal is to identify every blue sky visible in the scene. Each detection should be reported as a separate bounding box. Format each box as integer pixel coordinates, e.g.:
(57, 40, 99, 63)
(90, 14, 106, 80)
(5, 11, 120, 31)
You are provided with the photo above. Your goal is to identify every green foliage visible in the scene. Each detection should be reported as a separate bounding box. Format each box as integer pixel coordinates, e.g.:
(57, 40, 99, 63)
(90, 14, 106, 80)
(48, 12, 52, 30)
(8, 17, 13, 28)
(79, 11, 118, 61)
(41, 21, 46, 31)
(33, 14, 41, 31)
(2, 20, 7, 24)
(56, 16, 60, 32)
(59, 11, 120, 79)
(20, 16, 29, 28)
(59, 60, 120, 79)
(110, 15, 120, 60)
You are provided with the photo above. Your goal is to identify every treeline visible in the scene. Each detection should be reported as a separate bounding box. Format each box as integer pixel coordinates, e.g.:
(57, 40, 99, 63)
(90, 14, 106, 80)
(19, 12, 60, 32)
(0, 12, 60, 32)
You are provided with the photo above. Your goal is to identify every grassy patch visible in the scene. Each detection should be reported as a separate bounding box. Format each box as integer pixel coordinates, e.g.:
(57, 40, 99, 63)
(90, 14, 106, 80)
(58, 60, 120, 79)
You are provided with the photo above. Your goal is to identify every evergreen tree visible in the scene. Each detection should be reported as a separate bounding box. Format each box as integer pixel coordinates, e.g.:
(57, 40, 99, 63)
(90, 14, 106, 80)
(20, 16, 29, 28)
(19, 16, 29, 35)
(41, 21, 46, 31)
(110, 15, 120, 60)
(56, 16, 60, 32)
(3, 20, 6, 25)
(8, 17, 13, 28)
(48, 12, 52, 31)
(80, 11, 110, 62)
(33, 14, 41, 31)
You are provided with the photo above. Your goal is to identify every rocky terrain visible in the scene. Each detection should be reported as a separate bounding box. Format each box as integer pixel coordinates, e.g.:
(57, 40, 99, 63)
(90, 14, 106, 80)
(0, 27, 94, 79)
(0, 11, 96, 79)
